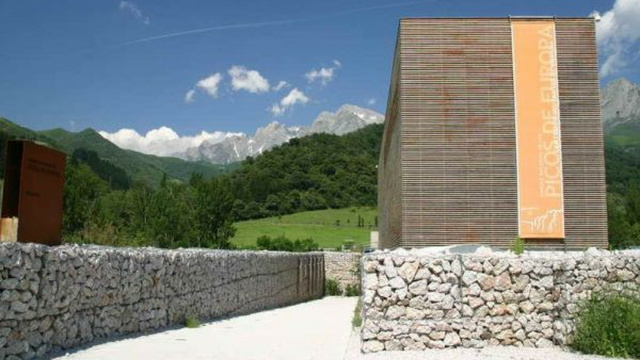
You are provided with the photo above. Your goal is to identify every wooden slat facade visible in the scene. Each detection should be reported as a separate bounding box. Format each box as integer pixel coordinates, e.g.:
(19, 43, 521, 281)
(378, 18, 608, 250)
(555, 19, 608, 249)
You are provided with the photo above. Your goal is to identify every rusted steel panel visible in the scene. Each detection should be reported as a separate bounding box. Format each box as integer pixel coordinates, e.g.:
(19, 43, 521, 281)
(1, 140, 67, 245)
(378, 17, 607, 250)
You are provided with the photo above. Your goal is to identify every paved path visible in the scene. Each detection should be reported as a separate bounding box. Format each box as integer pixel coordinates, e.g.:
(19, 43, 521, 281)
(54, 297, 358, 360)
(54, 297, 621, 360)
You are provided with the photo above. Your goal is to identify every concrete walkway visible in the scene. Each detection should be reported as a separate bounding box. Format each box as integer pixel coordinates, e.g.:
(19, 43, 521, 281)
(54, 297, 621, 360)
(54, 297, 358, 360)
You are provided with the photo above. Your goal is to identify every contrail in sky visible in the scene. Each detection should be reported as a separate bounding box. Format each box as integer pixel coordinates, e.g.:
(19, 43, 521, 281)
(108, 0, 449, 48)
(109, 18, 309, 48)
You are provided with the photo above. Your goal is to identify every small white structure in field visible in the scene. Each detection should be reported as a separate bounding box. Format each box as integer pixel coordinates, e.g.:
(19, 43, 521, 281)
(370, 231, 379, 249)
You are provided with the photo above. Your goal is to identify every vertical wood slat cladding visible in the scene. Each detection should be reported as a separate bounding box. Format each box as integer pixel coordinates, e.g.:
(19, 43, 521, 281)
(378, 18, 608, 250)
(399, 18, 519, 248)
(555, 19, 608, 249)
(378, 34, 403, 250)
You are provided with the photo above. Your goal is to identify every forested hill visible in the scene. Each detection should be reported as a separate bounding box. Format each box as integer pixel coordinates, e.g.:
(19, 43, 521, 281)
(603, 133, 640, 249)
(227, 123, 383, 220)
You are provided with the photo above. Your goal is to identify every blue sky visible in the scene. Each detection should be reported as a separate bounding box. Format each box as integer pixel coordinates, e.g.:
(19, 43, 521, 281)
(0, 0, 637, 155)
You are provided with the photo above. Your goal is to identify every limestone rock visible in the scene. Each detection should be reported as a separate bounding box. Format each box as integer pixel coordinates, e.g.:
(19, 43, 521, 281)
(389, 276, 406, 289)
(398, 261, 419, 282)
(384, 339, 402, 351)
(408, 280, 427, 295)
(535, 338, 554, 348)
(363, 340, 385, 353)
(539, 276, 554, 290)
(477, 274, 495, 291)
(444, 332, 462, 346)
(461, 271, 478, 286)
(385, 306, 405, 320)
(469, 297, 484, 309)
(494, 272, 511, 291)
(519, 301, 535, 313)
(377, 286, 393, 299)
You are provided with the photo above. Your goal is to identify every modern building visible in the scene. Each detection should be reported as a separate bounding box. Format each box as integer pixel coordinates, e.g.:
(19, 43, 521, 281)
(378, 17, 607, 250)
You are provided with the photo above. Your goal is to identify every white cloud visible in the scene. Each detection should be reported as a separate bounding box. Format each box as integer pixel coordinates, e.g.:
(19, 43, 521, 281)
(366, 98, 376, 106)
(305, 59, 341, 85)
(269, 88, 309, 116)
(184, 89, 196, 103)
(592, 0, 640, 77)
(281, 88, 309, 107)
(228, 66, 270, 93)
(99, 126, 243, 157)
(270, 104, 285, 116)
(119, 1, 150, 25)
(272, 80, 290, 91)
(196, 72, 223, 98)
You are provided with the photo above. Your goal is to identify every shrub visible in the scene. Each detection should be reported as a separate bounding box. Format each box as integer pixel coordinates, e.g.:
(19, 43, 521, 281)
(352, 298, 362, 327)
(572, 293, 640, 358)
(345, 284, 361, 297)
(256, 235, 319, 252)
(511, 236, 525, 255)
(184, 316, 200, 328)
(325, 279, 341, 296)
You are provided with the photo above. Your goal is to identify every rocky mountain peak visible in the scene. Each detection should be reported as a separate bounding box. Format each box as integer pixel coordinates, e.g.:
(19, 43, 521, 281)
(336, 104, 383, 123)
(310, 104, 384, 136)
(601, 77, 640, 130)
(180, 104, 383, 163)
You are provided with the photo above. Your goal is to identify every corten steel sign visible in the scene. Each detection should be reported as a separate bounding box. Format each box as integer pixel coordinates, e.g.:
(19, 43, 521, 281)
(378, 17, 608, 250)
(1, 140, 67, 245)
(511, 20, 565, 239)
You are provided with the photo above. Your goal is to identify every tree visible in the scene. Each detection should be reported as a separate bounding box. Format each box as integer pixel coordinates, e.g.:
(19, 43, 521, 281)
(193, 178, 236, 248)
(146, 182, 194, 248)
(63, 161, 109, 234)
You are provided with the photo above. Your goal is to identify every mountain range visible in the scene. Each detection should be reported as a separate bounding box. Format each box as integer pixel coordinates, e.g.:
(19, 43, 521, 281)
(0, 104, 384, 185)
(177, 104, 384, 163)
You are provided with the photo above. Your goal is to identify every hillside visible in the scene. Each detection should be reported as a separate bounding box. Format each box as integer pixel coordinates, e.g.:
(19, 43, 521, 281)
(227, 123, 383, 220)
(39, 127, 232, 185)
(231, 207, 377, 249)
(0, 118, 230, 185)
(0, 117, 59, 146)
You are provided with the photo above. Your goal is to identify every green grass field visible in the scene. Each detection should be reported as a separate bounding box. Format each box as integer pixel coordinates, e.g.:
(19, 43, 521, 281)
(230, 207, 378, 249)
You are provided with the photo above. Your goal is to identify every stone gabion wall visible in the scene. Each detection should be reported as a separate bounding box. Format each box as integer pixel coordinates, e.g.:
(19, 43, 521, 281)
(361, 248, 640, 353)
(324, 252, 360, 294)
(0, 243, 324, 359)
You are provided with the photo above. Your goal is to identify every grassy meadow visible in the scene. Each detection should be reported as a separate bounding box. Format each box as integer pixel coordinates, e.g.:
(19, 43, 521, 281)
(230, 206, 378, 249)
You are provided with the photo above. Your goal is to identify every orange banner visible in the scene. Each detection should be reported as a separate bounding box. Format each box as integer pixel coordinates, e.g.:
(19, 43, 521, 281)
(511, 20, 565, 239)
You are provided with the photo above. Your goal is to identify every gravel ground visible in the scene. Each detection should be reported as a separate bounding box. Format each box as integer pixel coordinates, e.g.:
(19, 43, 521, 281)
(53, 297, 622, 360)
